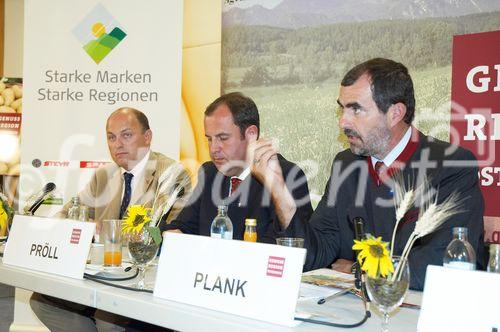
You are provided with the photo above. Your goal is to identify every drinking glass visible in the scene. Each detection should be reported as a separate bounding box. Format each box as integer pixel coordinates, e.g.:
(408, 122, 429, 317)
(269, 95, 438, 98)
(276, 237, 304, 248)
(128, 224, 159, 289)
(366, 256, 410, 332)
(102, 219, 122, 267)
(276, 237, 306, 266)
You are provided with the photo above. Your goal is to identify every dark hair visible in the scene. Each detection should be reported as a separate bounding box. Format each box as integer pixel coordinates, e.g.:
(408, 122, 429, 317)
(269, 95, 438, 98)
(111, 107, 150, 132)
(205, 92, 260, 138)
(341, 58, 415, 124)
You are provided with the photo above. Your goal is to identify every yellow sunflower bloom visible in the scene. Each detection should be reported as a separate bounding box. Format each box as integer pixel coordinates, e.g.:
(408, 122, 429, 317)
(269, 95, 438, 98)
(0, 201, 8, 236)
(122, 205, 152, 234)
(352, 236, 394, 278)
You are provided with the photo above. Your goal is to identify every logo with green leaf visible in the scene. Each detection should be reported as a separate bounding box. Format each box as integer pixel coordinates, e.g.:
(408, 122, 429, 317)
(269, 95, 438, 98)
(72, 3, 127, 64)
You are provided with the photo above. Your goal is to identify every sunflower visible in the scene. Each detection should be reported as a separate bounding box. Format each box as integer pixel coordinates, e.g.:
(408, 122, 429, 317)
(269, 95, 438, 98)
(0, 201, 8, 236)
(122, 205, 152, 234)
(0, 195, 13, 237)
(352, 235, 394, 278)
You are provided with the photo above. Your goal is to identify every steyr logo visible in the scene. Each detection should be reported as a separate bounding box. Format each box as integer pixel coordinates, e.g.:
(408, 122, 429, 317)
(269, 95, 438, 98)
(72, 3, 127, 64)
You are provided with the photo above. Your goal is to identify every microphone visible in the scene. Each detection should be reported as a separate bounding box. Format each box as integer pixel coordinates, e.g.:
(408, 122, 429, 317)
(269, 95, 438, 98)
(353, 216, 365, 241)
(351, 217, 369, 301)
(23, 182, 56, 215)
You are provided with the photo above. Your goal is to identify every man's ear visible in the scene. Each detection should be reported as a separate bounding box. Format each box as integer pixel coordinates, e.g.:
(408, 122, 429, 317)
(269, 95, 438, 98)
(144, 129, 153, 144)
(387, 103, 407, 127)
(245, 125, 259, 142)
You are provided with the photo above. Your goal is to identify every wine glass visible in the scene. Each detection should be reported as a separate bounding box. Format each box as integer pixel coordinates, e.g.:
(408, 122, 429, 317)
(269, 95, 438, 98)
(366, 256, 410, 332)
(127, 225, 159, 290)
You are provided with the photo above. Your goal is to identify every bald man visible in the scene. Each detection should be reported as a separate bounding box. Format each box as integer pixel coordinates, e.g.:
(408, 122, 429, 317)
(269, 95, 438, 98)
(31, 107, 189, 331)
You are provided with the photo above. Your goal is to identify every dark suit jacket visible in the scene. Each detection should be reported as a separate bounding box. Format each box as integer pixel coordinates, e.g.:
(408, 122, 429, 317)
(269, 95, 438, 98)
(161, 155, 313, 243)
(287, 129, 485, 290)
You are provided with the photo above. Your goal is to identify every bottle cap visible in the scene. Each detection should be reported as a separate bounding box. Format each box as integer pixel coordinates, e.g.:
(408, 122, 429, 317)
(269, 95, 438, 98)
(245, 218, 257, 226)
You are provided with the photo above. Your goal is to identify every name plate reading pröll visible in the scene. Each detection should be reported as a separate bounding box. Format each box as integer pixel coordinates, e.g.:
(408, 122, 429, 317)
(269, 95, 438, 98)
(154, 233, 306, 327)
(3, 215, 95, 279)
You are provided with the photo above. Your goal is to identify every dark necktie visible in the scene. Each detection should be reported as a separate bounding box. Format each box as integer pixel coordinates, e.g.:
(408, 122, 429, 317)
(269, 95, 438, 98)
(230, 177, 242, 196)
(119, 172, 134, 219)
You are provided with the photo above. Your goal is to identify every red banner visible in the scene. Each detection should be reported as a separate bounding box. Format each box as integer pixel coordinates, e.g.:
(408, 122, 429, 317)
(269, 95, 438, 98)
(450, 30, 500, 243)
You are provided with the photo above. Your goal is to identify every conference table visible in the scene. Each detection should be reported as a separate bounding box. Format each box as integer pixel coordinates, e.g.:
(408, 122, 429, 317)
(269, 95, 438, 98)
(0, 252, 421, 331)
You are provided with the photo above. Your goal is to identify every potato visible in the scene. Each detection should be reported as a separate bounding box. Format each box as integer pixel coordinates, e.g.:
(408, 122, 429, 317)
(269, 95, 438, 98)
(0, 162, 8, 174)
(7, 163, 20, 175)
(0, 96, 4, 106)
(12, 85, 22, 99)
(0, 82, 5, 93)
(0, 106, 15, 113)
(16, 104, 22, 113)
(7, 149, 20, 167)
(10, 98, 21, 111)
(1, 88, 14, 106)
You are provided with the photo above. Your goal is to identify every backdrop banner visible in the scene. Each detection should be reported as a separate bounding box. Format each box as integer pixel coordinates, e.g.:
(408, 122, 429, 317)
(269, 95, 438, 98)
(20, 0, 183, 216)
(450, 30, 500, 243)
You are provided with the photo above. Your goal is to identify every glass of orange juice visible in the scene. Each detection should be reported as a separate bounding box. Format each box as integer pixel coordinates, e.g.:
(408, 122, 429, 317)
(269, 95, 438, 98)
(102, 219, 122, 266)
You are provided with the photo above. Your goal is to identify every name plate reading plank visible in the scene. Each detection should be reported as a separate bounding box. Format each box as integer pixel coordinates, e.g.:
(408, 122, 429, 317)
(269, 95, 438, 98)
(418, 265, 500, 332)
(154, 233, 306, 327)
(3, 215, 95, 279)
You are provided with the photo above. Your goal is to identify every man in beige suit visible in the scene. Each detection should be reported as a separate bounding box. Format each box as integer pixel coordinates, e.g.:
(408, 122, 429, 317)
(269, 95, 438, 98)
(31, 107, 190, 331)
(59, 107, 190, 225)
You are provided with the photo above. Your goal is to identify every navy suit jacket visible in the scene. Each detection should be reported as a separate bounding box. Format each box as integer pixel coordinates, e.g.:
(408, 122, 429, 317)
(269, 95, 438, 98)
(161, 154, 313, 243)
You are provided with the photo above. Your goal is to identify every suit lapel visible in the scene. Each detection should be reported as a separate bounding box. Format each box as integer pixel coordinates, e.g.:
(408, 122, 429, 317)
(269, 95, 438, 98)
(101, 168, 123, 221)
(346, 160, 373, 237)
(134, 152, 157, 207)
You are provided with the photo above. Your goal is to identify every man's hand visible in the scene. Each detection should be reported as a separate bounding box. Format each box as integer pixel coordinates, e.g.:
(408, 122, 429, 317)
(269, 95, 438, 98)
(248, 138, 283, 189)
(247, 138, 296, 230)
(331, 259, 355, 274)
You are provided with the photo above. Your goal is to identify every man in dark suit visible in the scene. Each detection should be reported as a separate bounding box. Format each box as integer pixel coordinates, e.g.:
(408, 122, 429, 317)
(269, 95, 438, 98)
(251, 58, 485, 290)
(161, 92, 313, 242)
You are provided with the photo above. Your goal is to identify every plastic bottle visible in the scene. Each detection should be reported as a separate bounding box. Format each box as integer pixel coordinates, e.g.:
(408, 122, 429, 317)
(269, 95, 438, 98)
(210, 205, 233, 240)
(443, 227, 476, 271)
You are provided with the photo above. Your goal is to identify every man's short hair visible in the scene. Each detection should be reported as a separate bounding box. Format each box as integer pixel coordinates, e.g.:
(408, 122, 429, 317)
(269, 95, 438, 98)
(341, 58, 415, 125)
(205, 92, 260, 138)
(111, 107, 150, 132)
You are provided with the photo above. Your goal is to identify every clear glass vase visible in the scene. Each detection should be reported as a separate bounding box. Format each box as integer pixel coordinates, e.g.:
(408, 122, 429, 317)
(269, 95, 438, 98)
(366, 256, 410, 332)
(127, 226, 159, 290)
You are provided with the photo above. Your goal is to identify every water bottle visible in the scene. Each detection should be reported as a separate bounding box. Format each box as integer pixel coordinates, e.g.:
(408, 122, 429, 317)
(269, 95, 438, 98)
(78, 205, 89, 222)
(443, 227, 476, 271)
(67, 197, 80, 220)
(210, 205, 233, 240)
(487, 244, 500, 273)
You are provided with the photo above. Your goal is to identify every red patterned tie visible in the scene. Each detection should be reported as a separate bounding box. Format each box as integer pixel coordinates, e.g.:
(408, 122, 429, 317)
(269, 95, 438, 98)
(374, 161, 387, 186)
(230, 177, 242, 196)
(374, 161, 386, 175)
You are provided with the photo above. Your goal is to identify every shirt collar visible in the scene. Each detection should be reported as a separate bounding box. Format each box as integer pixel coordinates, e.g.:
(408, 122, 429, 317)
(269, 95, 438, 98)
(121, 149, 151, 178)
(371, 126, 412, 168)
(231, 167, 251, 181)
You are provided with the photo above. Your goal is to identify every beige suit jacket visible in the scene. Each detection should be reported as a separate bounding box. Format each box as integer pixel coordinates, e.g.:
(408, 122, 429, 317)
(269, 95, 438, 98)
(58, 151, 190, 224)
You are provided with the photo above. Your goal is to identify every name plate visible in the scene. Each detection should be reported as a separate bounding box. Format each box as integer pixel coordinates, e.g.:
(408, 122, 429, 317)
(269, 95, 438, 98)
(3, 215, 95, 279)
(154, 233, 306, 326)
(418, 265, 500, 331)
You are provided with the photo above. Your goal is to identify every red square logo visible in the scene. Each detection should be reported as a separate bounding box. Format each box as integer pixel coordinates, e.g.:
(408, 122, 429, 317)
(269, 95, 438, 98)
(267, 256, 285, 278)
(70, 228, 82, 244)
